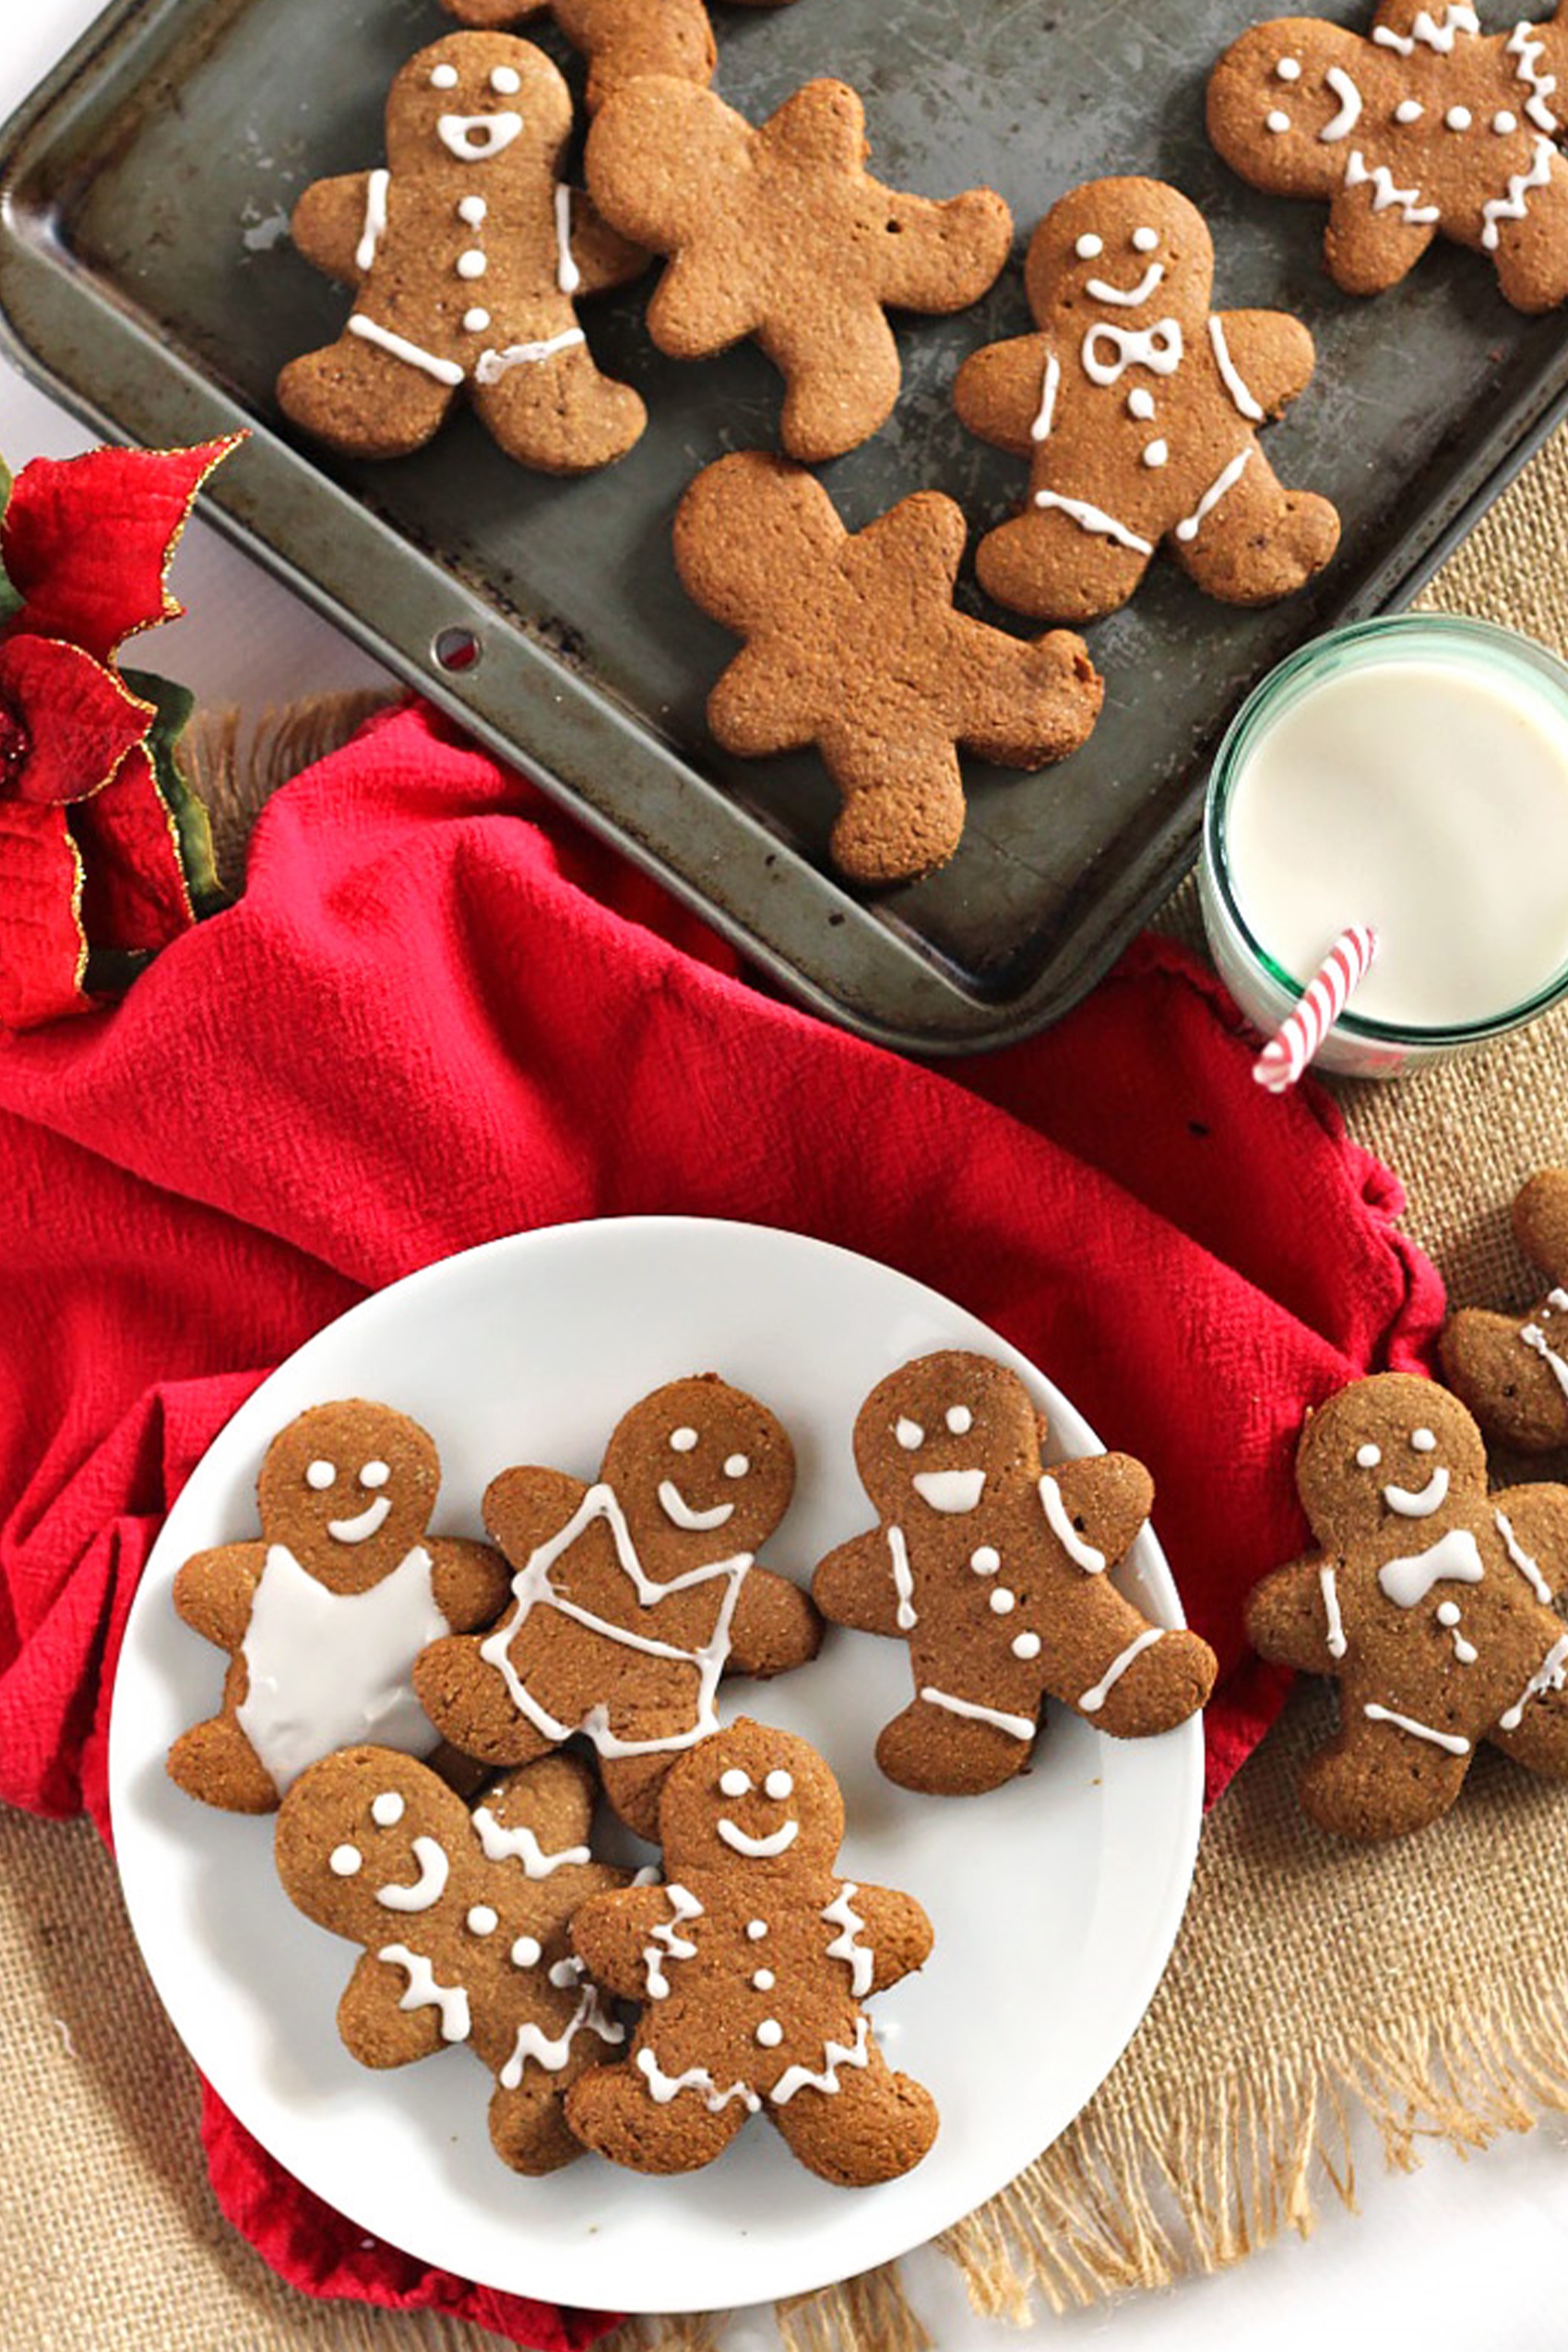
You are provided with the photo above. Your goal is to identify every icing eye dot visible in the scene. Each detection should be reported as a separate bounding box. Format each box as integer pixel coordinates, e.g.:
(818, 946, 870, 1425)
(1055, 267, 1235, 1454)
(764, 1770, 793, 1800)
(670, 1427, 698, 1453)
(1436, 1601, 1462, 1627)
(1013, 1631, 1042, 1660)
(752, 1967, 776, 1990)
(1356, 1443, 1382, 1469)
(1131, 226, 1159, 253)
(360, 1459, 390, 1489)
(945, 1406, 973, 1434)
(1493, 109, 1518, 133)
(719, 1767, 752, 1799)
(724, 1454, 750, 1479)
(970, 1546, 1001, 1575)
(511, 1934, 541, 1967)
(329, 1844, 362, 1876)
(1275, 55, 1302, 80)
(1075, 232, 1103, 259)
(746, 1918, 768, 1941)
(491, 64, 522, 93)
(1411, 1428, 1437, 1453)
(1446, 105, 1472, 130)
(468, 1905, 498, 1937)
(896, 1418, 924, 1450)
(371, 1791, 405, 1827)
(430, 63, 459, 89)
(755, 2018, 783, 2048)
(1396, 98, 1423, 123)
(1266, 109, 1291, 132)
(990, 1588, 1017, 1616)
(306, 1460, 336, 1491)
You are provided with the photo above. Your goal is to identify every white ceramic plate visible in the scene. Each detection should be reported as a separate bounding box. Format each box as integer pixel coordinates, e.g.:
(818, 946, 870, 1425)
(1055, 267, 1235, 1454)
(109, 1218, 1203, 2315)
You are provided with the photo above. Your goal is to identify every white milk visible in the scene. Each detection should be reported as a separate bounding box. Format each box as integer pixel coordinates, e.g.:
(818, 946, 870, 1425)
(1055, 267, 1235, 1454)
(1224, 651, 1568, 1030)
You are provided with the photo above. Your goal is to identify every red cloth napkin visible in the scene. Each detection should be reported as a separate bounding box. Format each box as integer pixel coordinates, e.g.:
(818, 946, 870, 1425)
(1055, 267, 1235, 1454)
(0, 701, 1443, 2347)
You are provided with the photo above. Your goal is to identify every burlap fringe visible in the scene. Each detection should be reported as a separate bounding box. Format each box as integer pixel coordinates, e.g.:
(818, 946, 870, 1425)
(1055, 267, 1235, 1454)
(620, 1966, 1568, 2351)
(183, 691, 393, 890)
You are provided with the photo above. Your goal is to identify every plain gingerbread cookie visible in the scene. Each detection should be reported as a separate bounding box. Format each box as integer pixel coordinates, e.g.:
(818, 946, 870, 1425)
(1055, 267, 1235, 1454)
(279, 34, 647, 472)
(565, 1717, 938, 2185)
(1247, 1372, 1568, 1839)
(276, 1746, 626, 2171)
(952, 177, 1340, 622)
(584, 74, 1013, 461)
(415, 1376, 821, 1838)
(1208, 2, 1568, 311)
(674, 451, 1104, 887)
(1442, 1170, 1568, 1452)
(167, 1400, 510, 1813)
(812, 1352, 1217, 1797)
(437, 0, 798, 113)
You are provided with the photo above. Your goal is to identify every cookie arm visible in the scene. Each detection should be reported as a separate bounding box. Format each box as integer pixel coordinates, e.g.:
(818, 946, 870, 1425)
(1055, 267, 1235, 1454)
(952, 335, 1052, 456)
(843, 1883, 933, 1992)
(873, 184, 1014, 314)
(1043, 1454, 1155, 1574)
(482, 1467, 590, 1563)
(291, 172, 376, 288)
(1210, 311, 1316, 420)
(1513, 1170, 1568, 1284)
(172, 1542, 268, 1652)
(338, 1949, 447, 2068)
(812, 1528, 908, 1637)
(561, 189, 650, 298)
(569, 1883, 675, 2000)
(1491, 1487, 1568, 1599)
(428, 1539, 513, 1633)
(725, 1565, 823, 1678)
(1244, 1553, 1340, 1672)
(1324, 182, 1438, 297)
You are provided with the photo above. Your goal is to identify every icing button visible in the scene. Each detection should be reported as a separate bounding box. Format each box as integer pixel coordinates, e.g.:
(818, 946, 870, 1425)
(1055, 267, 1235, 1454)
(746, 1918, 768, 1941)
(1012, 1632, 1042, 1660)
(990, 1587, 1017, 1615)
(755, 2018, 784, 2048)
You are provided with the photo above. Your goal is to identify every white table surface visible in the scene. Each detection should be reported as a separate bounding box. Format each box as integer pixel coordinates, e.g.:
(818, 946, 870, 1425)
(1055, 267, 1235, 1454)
(3, 6, 1567, 2346)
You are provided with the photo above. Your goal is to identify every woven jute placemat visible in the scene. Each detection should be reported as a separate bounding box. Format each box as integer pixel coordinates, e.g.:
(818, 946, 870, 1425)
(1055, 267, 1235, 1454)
(6, 432, 1568, 2352)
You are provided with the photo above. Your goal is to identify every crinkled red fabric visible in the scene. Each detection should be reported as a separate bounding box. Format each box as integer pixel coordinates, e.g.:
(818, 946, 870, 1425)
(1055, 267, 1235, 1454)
(0, 700, 1444, 2347)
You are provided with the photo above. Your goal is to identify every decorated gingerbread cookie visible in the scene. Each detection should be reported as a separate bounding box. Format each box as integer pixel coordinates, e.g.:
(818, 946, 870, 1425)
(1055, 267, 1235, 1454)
(564, 1718, 937, 2184)
(1208, 3, 1568, 311)
(673, 452, 1104, 886)
(1442, 1170, 1568, 1452)
(276, 1746, 627, 2171)
(952, 178, 1340, 623)
(1247, 1372, 1568, 1839)
(811, 1353, 1217, 1797)
(167, 1401, 510, 1814)
(437, 0, 796, 113)
(415, 1377, 821, 1838)
(584, 76, 1014, 462)
(279, 34, 647, 472)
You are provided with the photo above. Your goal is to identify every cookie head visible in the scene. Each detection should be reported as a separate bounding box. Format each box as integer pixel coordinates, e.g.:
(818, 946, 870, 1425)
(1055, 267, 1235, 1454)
(852, 1350, 1039, 1524)
(1296, 1374, 1488, 1548)
(1024, 178, 1214, 341)
(602, 1375, 795, 1550)
(659, 1719, 843, 1876)
(276, 1746, 459, 1941)
(256, 1401, 438, 1593)
(388, 34, 570, 175)
(1206, 21, 1369, 199)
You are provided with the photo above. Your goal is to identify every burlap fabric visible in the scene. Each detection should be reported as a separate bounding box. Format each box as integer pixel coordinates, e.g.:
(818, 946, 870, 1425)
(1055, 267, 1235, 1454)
(6, 433, 1568, 2352)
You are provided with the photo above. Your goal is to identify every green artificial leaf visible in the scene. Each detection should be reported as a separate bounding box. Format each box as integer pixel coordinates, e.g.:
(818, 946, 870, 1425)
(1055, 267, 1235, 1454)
(119, 665, 228, 920)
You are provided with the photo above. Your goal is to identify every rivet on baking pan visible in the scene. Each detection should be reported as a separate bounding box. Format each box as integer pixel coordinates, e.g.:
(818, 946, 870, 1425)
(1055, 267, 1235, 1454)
(433, 626, 482, 674)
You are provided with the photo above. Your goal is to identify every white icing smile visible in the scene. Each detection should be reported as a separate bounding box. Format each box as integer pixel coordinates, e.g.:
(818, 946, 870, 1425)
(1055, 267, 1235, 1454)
(1086, 263, 1165, 308)
(1319, 65, 1363, 141)
(1382, 1467, 1450, 1518)
(327, 1493, 393, 1545)
(437, 111, 523, 161)
(658, 1479, 735, 1532)
(718, 1817, 800, 1859)
(912, 1467, 986, 1514)
(374, 1834, 450, 1913)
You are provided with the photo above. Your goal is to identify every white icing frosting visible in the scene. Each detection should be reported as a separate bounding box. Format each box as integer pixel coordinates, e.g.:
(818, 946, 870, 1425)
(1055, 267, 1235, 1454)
(378, 1943, 470, 2042)
(770, 2015, 872, 2106)
(1371, 6, 1479, 55)
(642, 1883, 702, 1999)
(512, 1934, 541, 1967)
(1396, 98, 1425, 122)
(1499, 1633, 1568, 1731)
(235, 1541, 445, 1792)
(1079, 1626, 1163, 1714)
(554, 184, 581, 295)
(347, 314, 466, 387)
(823, 1883, 874, 1996)
(670, 1428, 698, 1452)
(437, 112, 524, 163)
(430, 64, 459, 89)
(470, 1806, 590, 1877)
(327, 1493, 392, 1545)
(306, 1460, 336, 1491)
(468, 1905, 499, 1936)
(1175, 446, 1253, 544)
(1277, 56, 1302, 79)
(1075, 232, 1104, 258)
(746, 1919, 768, 1940)
(752, 1967, 775, 1990)
(1507, 21, 1560, 134)
(1437, 1603, 1479, 1665)
(755, 2019, 783, 2048)
(1519, 1292, 1568, 1396)
(718, 1817, 799, 1859)
(1013, 1631, 1042, 1660)
(1267, 109, 1291, 132)
(1411, 1428, 1437, 1453)
(1344, 148, 1441, 227)
(474, 330, 588, 383)
(1320, 1562, 1348, 1659)
(1358, 1443, 1383, 1468)
(765, 1770, 793, 1800)
(1446, 104, 1473, 129)
(1143, 440, 1170, 469)
(912, 1467, 985, 1514)
(477, 1481, 752, 1758)
(1039, 1474, 1108, 1572)
(329, 1844, 362, 1876)
(1081, 317, 1182, 387)
(1381, 1464, 1451, 1518)
(372, 1790, 405, 1827)
(1320, 65, 1363, 140)
(921, 1683, 1034, 1742)
(375, 1835, 450, 1914)
(491, 65, 522, 95)
(457, 250, 488, 281)
(356, 169, 390, 274)
(498, 1970, 623, 2087)
(457, 196, 487, 228)
(1208, 316, 1265, 422)
(896, 1417, 924, 1450)
(1128, 387, 1156, 421)
(1086, 262, 1165, 306)
(887, 1525, 918, 1630)
(989, 1587, 1016, 1615)
(658, 1480, 734, 1532)
(1494, 1509, 1553, 1604)
(1494, 109, 1518, 132)
(637, 2045, 759, 2112)
(1033, 487, 1154, 557)
(463, 307, 491, 333)
(970, 1546, 1000, 1575)
(724, 1455, 750, 1479)
(1132, 225, 1160, 253)
(719, 1768, 751, 1797)
(1362, 1701, 1470, 1755)
(946, 1406, 974, 1434)
(1377, 1526, 1484, 1606)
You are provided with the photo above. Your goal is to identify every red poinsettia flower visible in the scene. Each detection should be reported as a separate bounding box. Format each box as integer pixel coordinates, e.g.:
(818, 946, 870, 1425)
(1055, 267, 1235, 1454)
(0, 434, 244, 1028)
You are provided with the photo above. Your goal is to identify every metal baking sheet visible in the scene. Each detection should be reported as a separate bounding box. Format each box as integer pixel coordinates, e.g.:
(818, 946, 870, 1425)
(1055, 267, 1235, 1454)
(4, 0, 1568, 1051)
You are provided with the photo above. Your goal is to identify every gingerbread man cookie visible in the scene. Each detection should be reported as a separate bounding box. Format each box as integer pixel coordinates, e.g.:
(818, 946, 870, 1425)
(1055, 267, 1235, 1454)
(415, 1377, 821, 1838)
(1442, 1171, 1568, 1452)
(1248, 1373, 1568, 1839)
(438, 0, 796, 114)
(584, 76, 1013, 461)
(277, 1746, 627, 2171)
(952, 178, 1341, 623)
(565, 1719, 938, 2184)
(167, 1402, 510, 1814)
(1208, 3, 1568, 311)
(673, 452, 1104, 887)
(279, 35, 647, 472)
(811, 1353, 1217, 1798)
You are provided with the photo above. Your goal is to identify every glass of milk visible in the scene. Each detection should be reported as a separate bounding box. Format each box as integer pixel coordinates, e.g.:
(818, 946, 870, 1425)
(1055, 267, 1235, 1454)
(1200, 615, 1568, 1078)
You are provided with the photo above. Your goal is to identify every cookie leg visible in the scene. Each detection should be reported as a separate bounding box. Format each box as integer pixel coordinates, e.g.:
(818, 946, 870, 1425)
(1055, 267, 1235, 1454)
(598, 1750, 676, 1841)
(769, 305, 902, 465)
(974, 506, 1152, 624)
(489, 2075, 582, 2176)
(565, 2055, 752, 2173)
(770, 2044, 938, 2186)
(874, 1690, 1034, 1797)
(1440, 1306, 1568, 1455)
(1167, 449, 1338, 608)
(470, 338, 646, 476)
(413, 1633, 557, 1767)
(1490, 1684, 1568, 1781)
(277, 335, 456, 460)
(1297, 1714, 1472, 1841)
(819, 731, 967, 888)
(165, 1716, 279, 1812)
(1057, 1590, 1216, 1737)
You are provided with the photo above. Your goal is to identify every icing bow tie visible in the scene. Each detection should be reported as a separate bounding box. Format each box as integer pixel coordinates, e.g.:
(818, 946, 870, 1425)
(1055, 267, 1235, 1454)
(1080, 317, 1184, 387)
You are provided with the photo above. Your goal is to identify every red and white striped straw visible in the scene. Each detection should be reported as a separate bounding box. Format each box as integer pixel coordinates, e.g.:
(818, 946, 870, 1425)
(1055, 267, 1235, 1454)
(1253, 923, 1379, 1093)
